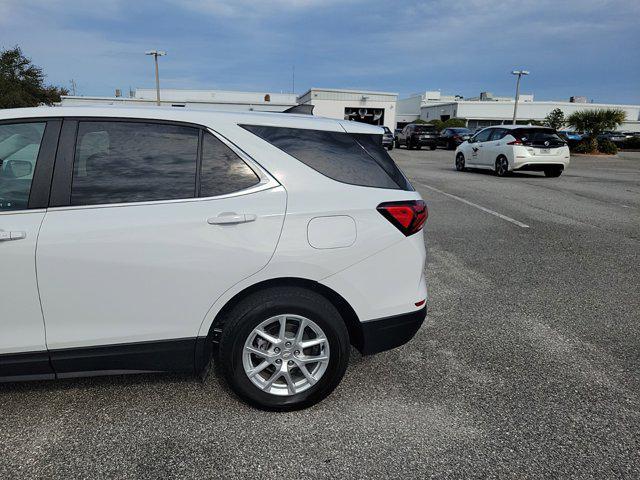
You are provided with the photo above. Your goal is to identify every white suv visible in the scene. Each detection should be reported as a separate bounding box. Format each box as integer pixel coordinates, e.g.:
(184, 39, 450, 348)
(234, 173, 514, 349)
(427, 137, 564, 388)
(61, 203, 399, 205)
(455, 125, 570, 177)
(0, 106, 427, 410)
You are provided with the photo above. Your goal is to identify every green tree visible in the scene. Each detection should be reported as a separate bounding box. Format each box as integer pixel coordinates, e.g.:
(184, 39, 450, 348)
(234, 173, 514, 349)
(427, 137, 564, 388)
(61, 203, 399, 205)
(443, 118, 467, 128)
(0, 46, 68, 109)
(424, 118, 467, 131)
(544, 108, 565, 130)
(566, 108, 626, 153)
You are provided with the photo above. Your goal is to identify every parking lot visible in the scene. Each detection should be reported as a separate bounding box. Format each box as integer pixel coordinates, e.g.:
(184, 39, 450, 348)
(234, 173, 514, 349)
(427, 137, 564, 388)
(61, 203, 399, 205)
(1, 148, 638, 479)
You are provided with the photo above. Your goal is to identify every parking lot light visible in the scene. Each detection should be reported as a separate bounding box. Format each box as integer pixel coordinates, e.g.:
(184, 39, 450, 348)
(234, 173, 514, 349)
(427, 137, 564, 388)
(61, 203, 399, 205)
(511, 70, 530, 125)
(145, 50, 167, 106)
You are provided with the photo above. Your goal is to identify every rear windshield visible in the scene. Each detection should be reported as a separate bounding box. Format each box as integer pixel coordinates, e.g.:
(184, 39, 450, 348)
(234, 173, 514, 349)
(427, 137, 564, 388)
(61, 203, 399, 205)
(513, 128, 565, 146)
(450, 128, 472, 134)
(240, 125, 413, 191)
(413, 125, 436, 132)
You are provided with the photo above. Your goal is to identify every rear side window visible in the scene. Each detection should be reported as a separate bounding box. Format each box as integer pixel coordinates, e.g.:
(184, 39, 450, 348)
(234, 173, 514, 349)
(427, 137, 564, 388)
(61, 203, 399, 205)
(240, 125, 413, 190)
(0, 122, 46, 211)
(71, 122, 199, 206)
(199, 132, 259, 197)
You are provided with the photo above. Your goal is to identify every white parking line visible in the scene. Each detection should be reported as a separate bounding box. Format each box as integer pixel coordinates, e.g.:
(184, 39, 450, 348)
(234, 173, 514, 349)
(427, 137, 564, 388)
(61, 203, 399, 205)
(416, 182, 531, 229)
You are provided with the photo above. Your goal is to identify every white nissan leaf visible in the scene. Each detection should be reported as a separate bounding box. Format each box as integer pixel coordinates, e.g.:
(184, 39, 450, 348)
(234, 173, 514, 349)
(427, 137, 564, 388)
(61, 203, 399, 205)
(455, 125, 570, 177)
(0, 106, 427, 410)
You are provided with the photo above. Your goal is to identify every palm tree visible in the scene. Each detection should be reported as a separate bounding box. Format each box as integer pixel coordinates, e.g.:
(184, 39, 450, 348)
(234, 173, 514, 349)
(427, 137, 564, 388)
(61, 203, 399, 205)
(566, 109, 626, 153)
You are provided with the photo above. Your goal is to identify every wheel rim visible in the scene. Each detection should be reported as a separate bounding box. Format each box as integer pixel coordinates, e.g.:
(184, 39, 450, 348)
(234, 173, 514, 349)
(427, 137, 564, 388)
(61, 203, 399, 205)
(242, 314, 330, 396)
(456, 154, 464, 170)
(497, 158, 508, 175)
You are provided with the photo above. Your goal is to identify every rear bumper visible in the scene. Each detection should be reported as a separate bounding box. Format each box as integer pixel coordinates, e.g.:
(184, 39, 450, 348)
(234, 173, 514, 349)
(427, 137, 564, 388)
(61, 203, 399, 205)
(514, 157, 570, 171)
(356, 305, 427, 355)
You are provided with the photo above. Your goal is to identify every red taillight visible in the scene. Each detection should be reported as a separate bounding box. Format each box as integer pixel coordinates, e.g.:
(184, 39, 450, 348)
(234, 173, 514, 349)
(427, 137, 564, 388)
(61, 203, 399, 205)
(507, 138, 523, 145)
(377, 200, 428, 236)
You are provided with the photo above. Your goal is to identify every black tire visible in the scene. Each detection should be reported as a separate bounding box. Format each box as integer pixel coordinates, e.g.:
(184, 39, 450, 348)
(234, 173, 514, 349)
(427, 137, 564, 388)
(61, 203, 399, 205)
(430, 145, 437, 150)
(387, 143, 394, 151)
(455, 152, 466, 171)
(544, 166, 563, 177)
(394, 139, 400, 148)
(218, 286, 350, 411)
(416, 144, 422, 150)
(495, 156, 510, 177)
(407, 139, 414, 150)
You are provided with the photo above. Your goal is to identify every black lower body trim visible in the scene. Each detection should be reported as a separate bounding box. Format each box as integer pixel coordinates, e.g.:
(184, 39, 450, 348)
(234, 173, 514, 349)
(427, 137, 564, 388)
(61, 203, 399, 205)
(0, 350, 55, 382)
(356, 305, 427, 355)
(50, 338, 197, 377)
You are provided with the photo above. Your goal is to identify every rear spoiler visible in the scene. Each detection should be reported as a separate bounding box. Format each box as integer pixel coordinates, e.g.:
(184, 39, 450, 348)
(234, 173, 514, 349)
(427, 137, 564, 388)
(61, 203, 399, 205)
(282, 104, 314, 115)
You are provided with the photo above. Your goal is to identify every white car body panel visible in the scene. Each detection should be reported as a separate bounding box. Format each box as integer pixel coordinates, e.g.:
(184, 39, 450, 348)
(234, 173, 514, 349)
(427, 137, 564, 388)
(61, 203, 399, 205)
(1, 106, 427, 357)
(0, 210, 47, 354)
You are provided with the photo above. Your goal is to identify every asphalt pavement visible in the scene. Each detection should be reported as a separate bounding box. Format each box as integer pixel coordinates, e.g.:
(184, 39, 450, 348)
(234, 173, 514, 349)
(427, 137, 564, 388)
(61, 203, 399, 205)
(1, 149, 638, 479)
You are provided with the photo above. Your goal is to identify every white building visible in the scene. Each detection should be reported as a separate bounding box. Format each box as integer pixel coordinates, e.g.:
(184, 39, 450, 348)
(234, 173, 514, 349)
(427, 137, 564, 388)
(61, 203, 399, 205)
(399, 90, 640, 132)
(60, 89, 298, 112)
(298, 88, 397, 130)
(396, 91, 463, 127)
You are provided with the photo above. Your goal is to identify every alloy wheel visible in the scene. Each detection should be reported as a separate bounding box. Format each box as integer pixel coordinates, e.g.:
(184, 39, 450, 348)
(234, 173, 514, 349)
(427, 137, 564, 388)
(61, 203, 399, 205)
(495, 157, 509, 176)
(242, 314, 330, 396)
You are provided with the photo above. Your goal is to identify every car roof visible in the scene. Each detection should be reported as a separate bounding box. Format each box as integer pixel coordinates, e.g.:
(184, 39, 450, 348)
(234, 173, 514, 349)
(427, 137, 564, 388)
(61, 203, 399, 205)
(489, 125, 552, 130)
(0, 105, 383, 134)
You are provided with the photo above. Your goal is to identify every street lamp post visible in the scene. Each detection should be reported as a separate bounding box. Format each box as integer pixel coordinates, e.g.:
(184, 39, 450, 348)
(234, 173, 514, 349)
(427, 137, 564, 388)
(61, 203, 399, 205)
(511, 70, 529, 125)
(145, 50, 166, 106)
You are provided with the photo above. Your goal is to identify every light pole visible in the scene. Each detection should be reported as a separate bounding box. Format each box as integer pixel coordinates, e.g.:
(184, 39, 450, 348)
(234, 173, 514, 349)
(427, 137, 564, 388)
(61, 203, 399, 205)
(145, 50, 166, 106)
(511, 70, 529, 125)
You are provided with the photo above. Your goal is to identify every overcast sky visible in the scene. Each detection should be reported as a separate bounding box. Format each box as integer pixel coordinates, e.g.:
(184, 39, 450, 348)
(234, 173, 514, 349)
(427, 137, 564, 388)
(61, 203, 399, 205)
(1, 0, 638, 103)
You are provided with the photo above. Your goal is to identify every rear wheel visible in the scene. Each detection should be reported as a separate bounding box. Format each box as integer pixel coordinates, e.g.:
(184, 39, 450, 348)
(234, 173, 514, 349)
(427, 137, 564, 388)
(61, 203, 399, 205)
(394, 139, 400, 148)
(455, 153, 466, 171)
(218, 287, 350, 411)
(495, 156, 510, 177)
(544, 166, 563, 177)
(387, 143, 394, 151)
(430, 145, 437, 150)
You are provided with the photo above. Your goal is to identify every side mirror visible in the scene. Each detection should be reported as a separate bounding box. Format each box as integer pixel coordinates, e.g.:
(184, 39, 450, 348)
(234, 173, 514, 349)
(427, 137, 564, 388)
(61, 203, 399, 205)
(5, 160, 33, 178)
(468, 137, 476, 144)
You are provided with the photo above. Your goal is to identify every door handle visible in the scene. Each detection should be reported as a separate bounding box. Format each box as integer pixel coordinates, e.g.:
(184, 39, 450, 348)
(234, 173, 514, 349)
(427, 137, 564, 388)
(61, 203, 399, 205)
(207, 213, 257, 225)
(0, 230, 26, 242)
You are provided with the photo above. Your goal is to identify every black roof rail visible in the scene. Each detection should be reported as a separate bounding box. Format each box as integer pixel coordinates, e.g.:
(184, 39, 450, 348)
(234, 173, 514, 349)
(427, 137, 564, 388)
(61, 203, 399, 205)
(282, 104, 314, 115)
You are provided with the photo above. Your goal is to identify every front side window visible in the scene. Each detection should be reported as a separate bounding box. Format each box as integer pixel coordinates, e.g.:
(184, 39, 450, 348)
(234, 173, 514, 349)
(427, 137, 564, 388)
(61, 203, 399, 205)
(241, 125, 413, 191)
(474, 129, 493, 143)
(490, 129, 507, 141)
(199, 132, 259, 197)
(0, 122, 46, 211)
(71, 121, 199, 206)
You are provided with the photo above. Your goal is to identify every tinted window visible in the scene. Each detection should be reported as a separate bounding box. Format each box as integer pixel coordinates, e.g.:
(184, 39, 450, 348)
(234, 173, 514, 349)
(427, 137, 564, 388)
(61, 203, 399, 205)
(351, 133, 413, 190)
(241, 125, 412, 190)
(71, 122, 198, 206)
(0, 122, 46, 211)
(200, 132, 259, 197)
(413, 125, 436, 133)
(474, 129, 493, 142)
(490, 128, 507, 141)
(513, 128, 565, 146)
